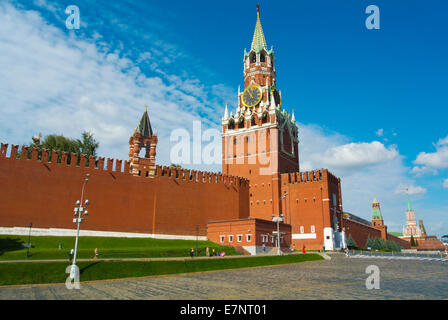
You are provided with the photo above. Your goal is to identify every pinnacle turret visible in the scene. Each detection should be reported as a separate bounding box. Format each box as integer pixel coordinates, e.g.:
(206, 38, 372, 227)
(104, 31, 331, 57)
(406, 188, 413, 211)
(136, 106, 153, 137)
(223, 103, 228, 119)
(251, 4, 268, 53)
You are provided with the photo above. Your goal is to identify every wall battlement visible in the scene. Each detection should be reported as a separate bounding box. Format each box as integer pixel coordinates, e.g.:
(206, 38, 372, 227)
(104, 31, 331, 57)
(0, 143, 248, 188)
(0, 142, 250, 237)
(280, 169, 339, 185)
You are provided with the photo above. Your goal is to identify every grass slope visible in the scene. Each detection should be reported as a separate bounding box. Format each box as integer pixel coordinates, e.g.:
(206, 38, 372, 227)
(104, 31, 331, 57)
(0, 254, 323, 286)
(0, 235, 238, 260)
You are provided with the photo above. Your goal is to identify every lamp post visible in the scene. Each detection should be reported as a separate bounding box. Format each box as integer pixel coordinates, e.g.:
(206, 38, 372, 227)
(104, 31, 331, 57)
(196, 225, 199, 256)
(26, 222, 32, 258)
(70, 173, 91, 279)
(272, 192, 288, 255)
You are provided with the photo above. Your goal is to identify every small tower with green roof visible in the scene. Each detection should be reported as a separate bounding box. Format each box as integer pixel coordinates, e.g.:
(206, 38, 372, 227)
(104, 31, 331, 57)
(371, 196, 384, 227)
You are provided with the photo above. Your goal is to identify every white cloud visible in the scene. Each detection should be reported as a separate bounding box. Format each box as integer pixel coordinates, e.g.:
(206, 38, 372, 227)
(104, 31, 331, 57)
(436, 135, 448, 147)
(443, 178, 448, 189)
(375, 128, 384, 136)
(410, 166, 438, 177)
(299, 123, 418, 231)
(309, 141, 398, 172)
(0, 2, 230, 171)
(413, 134, 448, 169)
(394, 184, 427, 195)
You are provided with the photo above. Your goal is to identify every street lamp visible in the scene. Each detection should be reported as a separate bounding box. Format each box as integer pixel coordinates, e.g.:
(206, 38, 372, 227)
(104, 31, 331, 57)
(196, 225, 199, 256)
(26, 222, 32, 258)
(70, 173, 91, 279)
(272, 192, 288, 255)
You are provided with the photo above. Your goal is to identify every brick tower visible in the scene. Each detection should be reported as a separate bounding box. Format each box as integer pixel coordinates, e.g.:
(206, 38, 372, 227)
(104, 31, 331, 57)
(129, 106, 158, 176)
(221, 5, 299, 220)
(371, 196, 384, 227)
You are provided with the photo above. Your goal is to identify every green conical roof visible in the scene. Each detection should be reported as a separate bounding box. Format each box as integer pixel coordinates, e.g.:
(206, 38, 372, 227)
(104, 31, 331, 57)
(136, 106, 153, 137)
(251, 5, 268, 53)
(372, 196, 382, 220)
(406, 189, 413, 211)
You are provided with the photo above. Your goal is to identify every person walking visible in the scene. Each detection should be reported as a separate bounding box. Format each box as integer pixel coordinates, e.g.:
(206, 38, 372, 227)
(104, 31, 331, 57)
(69, 248, 74, 262)
(212, 248, 215, 256)
(206, 247, 209, 257)
(94, 248, 98, 259)
(190, 248, 194, 258)
(262, 243, 266, 253)
(302, 245, 306, 254)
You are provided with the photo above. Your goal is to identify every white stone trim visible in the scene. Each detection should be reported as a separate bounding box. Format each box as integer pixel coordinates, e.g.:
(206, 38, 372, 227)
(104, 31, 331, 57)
(292, 233, 317, 240)
(0, 227, 208, 241)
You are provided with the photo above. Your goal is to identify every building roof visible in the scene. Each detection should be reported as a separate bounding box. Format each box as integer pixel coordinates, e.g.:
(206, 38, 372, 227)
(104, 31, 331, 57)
(343, 212, 371, 227)
(136, 106, 153, 137)
(251, 5, 268, 53)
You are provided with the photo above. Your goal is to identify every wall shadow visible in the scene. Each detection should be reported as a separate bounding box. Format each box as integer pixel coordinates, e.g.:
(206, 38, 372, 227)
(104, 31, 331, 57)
(0, 237, 26, 256)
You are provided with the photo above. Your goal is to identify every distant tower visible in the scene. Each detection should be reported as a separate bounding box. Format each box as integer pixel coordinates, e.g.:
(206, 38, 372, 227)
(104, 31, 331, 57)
(402, 189, 422, 237)
(371, 196, 384, 227)
(418, 219, 427, 237)
(129, 106, 158, 177)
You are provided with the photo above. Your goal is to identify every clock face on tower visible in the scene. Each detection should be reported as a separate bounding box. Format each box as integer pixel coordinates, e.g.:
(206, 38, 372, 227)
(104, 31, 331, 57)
(242, 85, 262, 107)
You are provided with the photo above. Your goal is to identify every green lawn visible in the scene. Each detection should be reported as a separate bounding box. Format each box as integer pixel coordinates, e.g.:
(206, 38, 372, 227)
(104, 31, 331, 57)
(0, 235, 238, 261)
(0, 254, 323, 286)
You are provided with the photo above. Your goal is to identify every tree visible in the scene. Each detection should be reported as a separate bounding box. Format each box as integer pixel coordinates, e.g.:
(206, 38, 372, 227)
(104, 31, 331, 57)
(170, 163, 182, 168)
(24, 131, 99, 164)
(76, 131, 99, 157)
(410, 235, 417, 247)
(346, 235, 358, 249)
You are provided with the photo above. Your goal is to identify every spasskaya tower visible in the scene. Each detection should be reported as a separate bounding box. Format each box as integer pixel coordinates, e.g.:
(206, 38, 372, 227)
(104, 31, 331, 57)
(221, 4, 299, 220)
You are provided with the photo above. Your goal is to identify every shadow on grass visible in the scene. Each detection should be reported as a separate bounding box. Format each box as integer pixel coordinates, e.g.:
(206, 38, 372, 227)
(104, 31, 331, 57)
(0, 237, 26, 256)
(80, 261, 101, 274)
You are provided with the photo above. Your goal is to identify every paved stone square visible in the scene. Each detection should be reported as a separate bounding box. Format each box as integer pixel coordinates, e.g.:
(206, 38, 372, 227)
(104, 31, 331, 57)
(1, 254, 447, 300)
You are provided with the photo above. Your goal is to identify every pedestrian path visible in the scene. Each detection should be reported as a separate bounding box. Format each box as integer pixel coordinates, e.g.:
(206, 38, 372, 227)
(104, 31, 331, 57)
(349, 254, 448, 262)
(0, 252, 304, 264)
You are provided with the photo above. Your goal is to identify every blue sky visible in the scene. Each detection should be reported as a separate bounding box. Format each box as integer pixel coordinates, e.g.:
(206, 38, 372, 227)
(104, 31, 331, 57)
(0, 0, 447, 236)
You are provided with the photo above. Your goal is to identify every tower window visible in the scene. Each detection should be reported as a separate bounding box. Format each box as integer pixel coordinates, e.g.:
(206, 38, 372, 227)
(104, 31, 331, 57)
(262, 112, 268, 124)
(234, 137, 237, 145)
(250, 53, 256, 63)
(260, 53, 265, 62)
(228, 119, 235, 130)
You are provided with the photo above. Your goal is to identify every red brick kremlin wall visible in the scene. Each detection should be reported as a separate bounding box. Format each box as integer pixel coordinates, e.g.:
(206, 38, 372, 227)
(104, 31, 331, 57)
(0, 144, 250, 236)
(343, 218, 410, 249)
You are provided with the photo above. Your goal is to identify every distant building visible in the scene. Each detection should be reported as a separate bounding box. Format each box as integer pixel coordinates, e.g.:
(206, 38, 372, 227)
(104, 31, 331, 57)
(400, 190, 445, 251)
